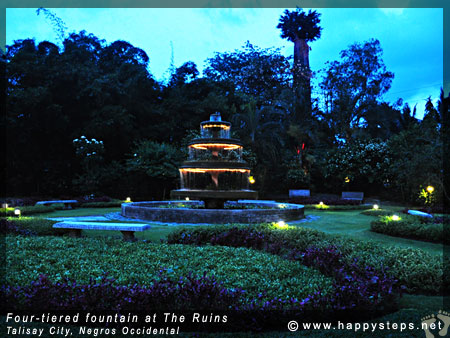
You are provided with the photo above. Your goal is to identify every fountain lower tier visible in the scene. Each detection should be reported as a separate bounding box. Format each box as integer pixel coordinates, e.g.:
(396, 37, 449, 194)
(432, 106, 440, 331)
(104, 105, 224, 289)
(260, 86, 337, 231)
(171, 189, 258, 209)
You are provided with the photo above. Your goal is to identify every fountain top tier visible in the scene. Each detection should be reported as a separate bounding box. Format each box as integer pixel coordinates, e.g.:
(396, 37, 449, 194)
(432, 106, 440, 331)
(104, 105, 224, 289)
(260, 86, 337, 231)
(199, 112, 232, 139)
(171, 112, 258, 208)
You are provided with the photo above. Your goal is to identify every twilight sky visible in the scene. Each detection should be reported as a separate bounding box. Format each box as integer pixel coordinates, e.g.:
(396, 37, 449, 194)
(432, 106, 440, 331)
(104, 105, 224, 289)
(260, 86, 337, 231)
(6, 7, 443, 118)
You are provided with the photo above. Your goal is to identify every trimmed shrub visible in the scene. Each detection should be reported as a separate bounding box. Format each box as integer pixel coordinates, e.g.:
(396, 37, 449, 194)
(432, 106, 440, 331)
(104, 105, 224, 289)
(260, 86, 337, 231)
(168, 226, 401, 315)
(5, 235, 332, 303)
(167, 224, 446, 295)
(1, 205, 61, 216)
(2, 272, 243, 313)
(79, 201, 122, 208)
(289, 197, 362, 206)
(304, 204, 370, 211)
(371, 216, 448, 244)
(6, 217, 67, 236)
(361, 209, 393, 216)
(0, 219, 36, 236)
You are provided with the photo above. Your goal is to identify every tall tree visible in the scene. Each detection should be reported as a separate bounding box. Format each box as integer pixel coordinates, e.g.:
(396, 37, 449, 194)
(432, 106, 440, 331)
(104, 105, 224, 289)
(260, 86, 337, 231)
(277, 8, 322, 108)
(319, 39, 394, 142)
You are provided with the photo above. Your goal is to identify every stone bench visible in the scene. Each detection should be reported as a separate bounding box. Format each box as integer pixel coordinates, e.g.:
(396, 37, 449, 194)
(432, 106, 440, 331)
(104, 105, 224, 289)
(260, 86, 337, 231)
(36, 200, 79, 209)
(341, 192, 364, 202)
(53, 221, 151, 241)
(289, 190, 311, 198)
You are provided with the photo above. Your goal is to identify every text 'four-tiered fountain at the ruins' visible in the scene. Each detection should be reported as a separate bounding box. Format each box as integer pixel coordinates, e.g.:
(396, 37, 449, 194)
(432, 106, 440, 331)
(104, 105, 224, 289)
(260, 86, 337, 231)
(171, 112, 258, 208)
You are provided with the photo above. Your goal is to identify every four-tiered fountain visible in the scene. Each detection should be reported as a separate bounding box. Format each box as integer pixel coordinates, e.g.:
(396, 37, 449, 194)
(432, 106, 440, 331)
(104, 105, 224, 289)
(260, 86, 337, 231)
(171, 112, 258, 208)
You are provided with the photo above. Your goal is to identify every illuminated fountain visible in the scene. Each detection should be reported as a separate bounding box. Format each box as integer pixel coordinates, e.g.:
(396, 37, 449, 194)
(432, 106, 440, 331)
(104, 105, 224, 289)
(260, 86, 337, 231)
(122, 113, 304, 224)
(171, 112, 257, 208)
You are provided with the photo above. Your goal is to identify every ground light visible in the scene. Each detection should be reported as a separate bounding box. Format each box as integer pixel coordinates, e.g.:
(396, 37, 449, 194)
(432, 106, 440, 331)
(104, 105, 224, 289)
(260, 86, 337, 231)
(426, 185, 434, 193)
(319, 201, 324, 206)
(249, 176, 255, 184)
(373, 204, 379, 210)
(125, 197, 131, 202)
(14, 209, 21, 217)
(2, 203, 8, 208)
(185, 197, 190, 201)
(392, 215, 400, 221)
(275, 221, 288, 229)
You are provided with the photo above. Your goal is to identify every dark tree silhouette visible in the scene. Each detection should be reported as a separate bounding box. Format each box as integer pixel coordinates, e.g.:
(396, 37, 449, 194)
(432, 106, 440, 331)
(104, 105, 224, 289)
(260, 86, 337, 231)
(277, 8, 322, 105)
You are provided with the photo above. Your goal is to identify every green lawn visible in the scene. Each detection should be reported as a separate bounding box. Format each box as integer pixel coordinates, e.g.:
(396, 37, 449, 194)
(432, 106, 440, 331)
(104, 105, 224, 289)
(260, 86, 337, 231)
(34, 205, 445, 255)
(6, 205, 448, 337)
(294, 208, 444, 255)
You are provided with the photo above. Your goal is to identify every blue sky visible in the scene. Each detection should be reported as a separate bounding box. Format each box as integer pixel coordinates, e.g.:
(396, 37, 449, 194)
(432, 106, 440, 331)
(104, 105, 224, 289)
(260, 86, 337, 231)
(6, 7, 443, 118)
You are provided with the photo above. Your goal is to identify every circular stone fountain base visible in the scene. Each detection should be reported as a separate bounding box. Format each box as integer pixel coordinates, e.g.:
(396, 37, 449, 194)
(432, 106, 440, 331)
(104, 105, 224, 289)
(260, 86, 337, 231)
(171, 189, 258, 209)
(122, 200, 304, 224)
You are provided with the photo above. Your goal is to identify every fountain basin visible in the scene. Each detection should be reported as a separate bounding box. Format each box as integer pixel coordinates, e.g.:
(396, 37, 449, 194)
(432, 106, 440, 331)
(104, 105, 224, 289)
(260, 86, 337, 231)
(122, 200, 304, 224)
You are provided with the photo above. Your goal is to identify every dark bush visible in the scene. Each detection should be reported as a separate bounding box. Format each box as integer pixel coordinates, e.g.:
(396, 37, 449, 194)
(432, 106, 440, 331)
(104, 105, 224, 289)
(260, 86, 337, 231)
(1, 205, 60, 216)
(289, 197, 361, 205)
(79, 201, 122, 208)
(371, 216, 448, 244)
(361, 209, 393, 216)
(0, 219, 36, 236)
(1, 271, 243, 313)
(6, 217, 68, 236)
(167, 224, 446, 295)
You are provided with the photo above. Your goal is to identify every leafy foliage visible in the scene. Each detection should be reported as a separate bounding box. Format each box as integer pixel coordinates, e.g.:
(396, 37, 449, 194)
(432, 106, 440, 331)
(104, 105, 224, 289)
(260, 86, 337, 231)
(324, 140, 391, 192)
(167, 223, 446, 295)
(319, 39, 394, 142)
(1, 271, 243, 313)
(371, 215, 448, 244)
(5, 235, 331, 303)
(5, 217, 66, 236)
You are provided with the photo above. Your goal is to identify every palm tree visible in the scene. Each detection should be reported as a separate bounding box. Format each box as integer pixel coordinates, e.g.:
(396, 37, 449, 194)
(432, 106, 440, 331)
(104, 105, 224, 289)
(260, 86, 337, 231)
(277, 8, 322, 108)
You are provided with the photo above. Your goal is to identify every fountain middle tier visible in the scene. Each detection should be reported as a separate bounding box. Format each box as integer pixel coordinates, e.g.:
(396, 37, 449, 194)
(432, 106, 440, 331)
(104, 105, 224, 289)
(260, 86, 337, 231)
(188, 140, 244, 162)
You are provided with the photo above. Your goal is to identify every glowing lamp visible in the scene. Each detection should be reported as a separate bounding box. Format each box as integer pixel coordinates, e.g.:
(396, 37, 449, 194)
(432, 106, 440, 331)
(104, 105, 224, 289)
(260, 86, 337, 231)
(344, 177, 350, 183)
(392, 215, 400, 221)
(249, 176, 255, 184)
(373, 204, 379, 210)
(426, 186, 434, 193)
(185, 197, 190, 201)
(14, 209, 21, 217)
(2, 203, 8, 209)
(125, 197, 131, 202)
(319, 201, 324, 206)
(275, 221, 288, 229)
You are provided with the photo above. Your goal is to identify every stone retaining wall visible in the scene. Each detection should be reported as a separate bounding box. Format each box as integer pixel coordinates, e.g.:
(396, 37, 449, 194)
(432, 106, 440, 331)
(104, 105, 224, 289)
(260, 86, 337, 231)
(122, 201, 304, 224)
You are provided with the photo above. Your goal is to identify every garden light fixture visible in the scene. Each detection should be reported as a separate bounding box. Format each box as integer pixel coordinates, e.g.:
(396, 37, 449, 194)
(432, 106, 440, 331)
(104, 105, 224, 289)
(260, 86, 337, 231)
(125, 197, 131, 202)
(249, 176, 255, 184)
(14, 209, 21, 217)
(275, 221, 288, 229)
(426, 186, 434, 193)
(373, 204, 379, 210)
(392, 215, 400, 221)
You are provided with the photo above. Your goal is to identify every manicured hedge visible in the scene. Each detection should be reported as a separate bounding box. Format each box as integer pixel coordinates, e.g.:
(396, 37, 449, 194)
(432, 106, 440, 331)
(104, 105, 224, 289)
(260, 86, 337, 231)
(79, 201, 123, 208)
(0, 219, 35, 236)
(371, 215, 448, 244)
(289, 197, 362, 205)
(5, 235, 332, 303)
(167, 224, 446, 295)
(4, 217, 67, 236)
(1, 204, 63, 216)
(361, 209, 393, 216)
(304, 204, 370, 211)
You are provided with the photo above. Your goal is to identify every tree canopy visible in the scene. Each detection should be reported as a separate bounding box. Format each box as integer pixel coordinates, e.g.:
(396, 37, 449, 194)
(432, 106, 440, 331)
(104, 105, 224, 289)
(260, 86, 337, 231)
(4, 22, 447, 206)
